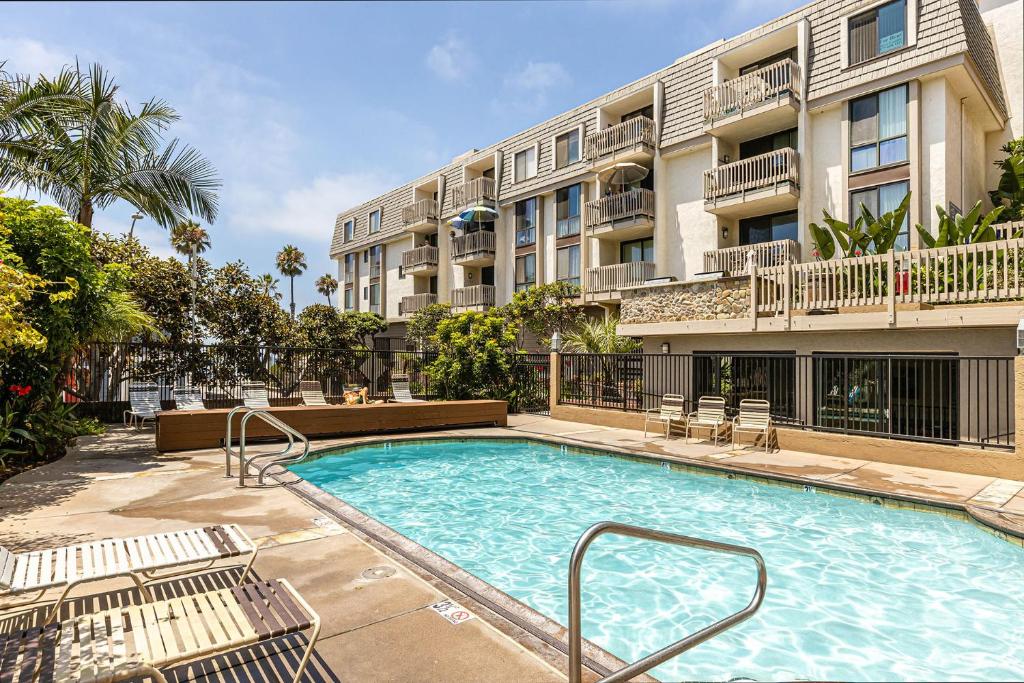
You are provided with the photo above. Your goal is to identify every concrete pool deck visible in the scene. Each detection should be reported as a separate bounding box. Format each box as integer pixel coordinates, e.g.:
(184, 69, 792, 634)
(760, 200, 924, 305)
(1, 414, 1023, 681)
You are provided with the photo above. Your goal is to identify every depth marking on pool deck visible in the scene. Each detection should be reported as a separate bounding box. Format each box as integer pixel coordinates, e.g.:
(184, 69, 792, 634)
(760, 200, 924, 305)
(429, 599, 476, 625)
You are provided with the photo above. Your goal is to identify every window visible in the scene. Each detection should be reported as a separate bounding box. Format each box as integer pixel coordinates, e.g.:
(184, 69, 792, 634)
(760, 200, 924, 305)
(369, 283, 380, 314)
(739, 128, 798, 159)
(368, 209, 381, 234)
(369, 245, 382, 278)
(850, 180, 910, 250)
(556, 245, 580, 285)
(515, 197, 537, 247)
(738, 48, 797, 76)
(555, 128, 580, 169)
(343, 219, 354, 242)
(850, 84, 907, 173)
(739, 211, 798, 246)
(515, 253, 536, 292)
(620, 237, 654, 264)
(849, 0, 907, 65)
(344, 253, 356, 284)
(344, 288, 354, 311)
(556, 184, 582, 238)
(514, 146, 537, 182)
(398, 265, 405, 280)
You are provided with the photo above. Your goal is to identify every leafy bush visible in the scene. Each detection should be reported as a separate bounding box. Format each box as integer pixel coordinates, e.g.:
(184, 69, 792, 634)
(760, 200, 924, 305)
(990, 137, 1024, 221)
(427, 310, 519, 401)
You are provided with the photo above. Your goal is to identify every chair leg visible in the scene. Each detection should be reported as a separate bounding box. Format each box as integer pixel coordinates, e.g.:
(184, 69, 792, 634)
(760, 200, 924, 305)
(292, 617, 322, 683)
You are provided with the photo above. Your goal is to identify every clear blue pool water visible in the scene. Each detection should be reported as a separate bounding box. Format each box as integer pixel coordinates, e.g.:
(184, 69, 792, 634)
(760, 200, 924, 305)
(291, 438, 1024, 682)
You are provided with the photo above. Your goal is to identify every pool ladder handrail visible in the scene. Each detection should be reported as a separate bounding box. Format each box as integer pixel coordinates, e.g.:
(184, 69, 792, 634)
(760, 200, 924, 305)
(568, 521, 767, 683)
(224, 406, 311, 487)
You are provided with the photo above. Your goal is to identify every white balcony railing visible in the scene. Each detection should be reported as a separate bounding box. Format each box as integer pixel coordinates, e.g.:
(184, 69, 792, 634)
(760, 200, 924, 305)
(454, 177, 497, 206)
(586, 261, 656, 293)
(401, 198, 438, 226)
(584, 116, 655, 161)
(451, 230, 496, 259)
(704, 239, 801, 275)
(703, 59, 801, 124)
(452, 284, 496, 308)
(400, 293, 437, 316)
(703, 148, 799, 202)
(584, 188, 655, 229)
(402, 245, 439, 270)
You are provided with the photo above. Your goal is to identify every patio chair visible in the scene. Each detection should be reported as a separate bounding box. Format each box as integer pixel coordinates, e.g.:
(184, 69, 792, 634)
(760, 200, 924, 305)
(643, 394, 687, 439)
(300, 380, 328, 406)
(242, 382, 270, 409)
(733, 399, 773, 453)
(686, 396, 728, 446)
(0, 524, 258, 625)
(1, 577, 320, 683)
(390, 375, 424, 403)
(123, 383, 161, 429)
(172, 386, 206, 411)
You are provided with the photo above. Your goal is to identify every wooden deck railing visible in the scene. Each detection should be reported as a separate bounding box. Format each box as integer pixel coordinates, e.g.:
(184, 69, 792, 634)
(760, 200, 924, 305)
(586, 261, 656, 293)
(402, 245, 439, 270)
(703, 148, 799, 202)
(704, 239, 800, 275)
(453, 177, 497, 206)
(452, 284, 496, 308)
(703, 59, 801, 124)
(584, 188, 655, 229)
(451, 230, 496, 259)
(400, 293, 437, 316)
(401, 198, 438, 225)
(584, 116, 655, 161)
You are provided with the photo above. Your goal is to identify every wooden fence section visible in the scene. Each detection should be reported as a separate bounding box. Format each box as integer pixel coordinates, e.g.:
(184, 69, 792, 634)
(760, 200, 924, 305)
(402, 245, 438, 270)
(453, 177, 497, 207)
(703, 148, 799, 201)
(586, 261, 656, 293)
(704, 239, 800, 275)
(451, 230, 496, 259)
(703, 58, 801, 123)
(452, 284, 496, 308)
(400, 293, 437, 315)
(584, 116, 655, 161)
(584, 188, 656, 229)
(401, 198, 438, 225)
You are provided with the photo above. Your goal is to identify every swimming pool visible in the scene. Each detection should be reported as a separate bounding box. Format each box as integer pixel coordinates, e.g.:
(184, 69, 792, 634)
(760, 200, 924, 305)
(291, 438, 1024, 682)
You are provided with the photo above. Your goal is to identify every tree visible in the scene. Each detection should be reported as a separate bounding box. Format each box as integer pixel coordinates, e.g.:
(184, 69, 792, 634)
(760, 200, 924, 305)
(990, 137, 1024, 221)
(315, 274, 338, 307)
(428, 310, 519, 400)
(562, 316, 640, 354)
(501, 281, 584, 348)
(258, 273, 282, 301)
(0, 63, 220, 229)
(170, 220, 211, 334)
(295, 304, 367, 349)
(276, 244, 306, 319)
(406, 302, 452, 351)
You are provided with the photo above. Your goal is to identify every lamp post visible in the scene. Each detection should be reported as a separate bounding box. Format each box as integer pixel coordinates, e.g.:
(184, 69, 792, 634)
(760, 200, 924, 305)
(129, 211, 144, 238)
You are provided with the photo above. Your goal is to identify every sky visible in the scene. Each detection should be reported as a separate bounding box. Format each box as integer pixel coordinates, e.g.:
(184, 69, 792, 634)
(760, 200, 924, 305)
(1, 0, 804, 310)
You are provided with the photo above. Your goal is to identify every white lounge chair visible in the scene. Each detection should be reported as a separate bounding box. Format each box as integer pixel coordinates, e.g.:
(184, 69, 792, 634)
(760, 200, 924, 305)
(242, 382, 270, 409)
(643, 394, 687, 439)
(0, 524, 257, 624)
(172, 386, 206, 411)
(123, 383, 161, 429)
(391, 375, 424, 403)
(300, 380, 328, 406)
(1, 577, 320, 683)
(733, 399, 773, 452)
(686, 396, 728, 446)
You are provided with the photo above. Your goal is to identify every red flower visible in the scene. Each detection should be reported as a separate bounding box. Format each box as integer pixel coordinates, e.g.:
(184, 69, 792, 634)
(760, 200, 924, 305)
(8, 384, 31, 397)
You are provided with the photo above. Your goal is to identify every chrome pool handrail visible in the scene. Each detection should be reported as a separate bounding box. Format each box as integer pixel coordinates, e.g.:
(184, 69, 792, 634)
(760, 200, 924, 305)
(224, 406, 310, 487)
(567, 521, 767, 683)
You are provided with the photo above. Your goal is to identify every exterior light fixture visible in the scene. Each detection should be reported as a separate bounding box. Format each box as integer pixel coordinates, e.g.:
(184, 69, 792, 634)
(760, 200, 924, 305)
(721, 226, 729, 240)
(551, 331, 562, 352)
(661, 341, 671, 354)
(129, 211, 144, 238)
(1017, 319, 1024, 354)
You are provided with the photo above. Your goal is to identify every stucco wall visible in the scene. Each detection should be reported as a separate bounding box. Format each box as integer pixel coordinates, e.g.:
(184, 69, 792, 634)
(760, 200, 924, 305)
(661, 146, 715, 281)
(981, 0, 1024, 194)
(806, 104, 844, 242)
(386, 235, 414, 318)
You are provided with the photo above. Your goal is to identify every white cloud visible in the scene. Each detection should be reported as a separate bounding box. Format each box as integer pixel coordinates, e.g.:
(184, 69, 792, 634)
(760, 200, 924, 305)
(494, 60, 571, 115)
(0, 37, 74, 78)
(426, 36, 474, 82)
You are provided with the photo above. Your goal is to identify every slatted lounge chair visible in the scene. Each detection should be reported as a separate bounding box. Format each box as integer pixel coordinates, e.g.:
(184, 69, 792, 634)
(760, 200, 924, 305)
(172, 386, 206, 411)
(643, 394, 687, 439)
(1, 578, 320, 683)
(686, 396, 728, 446)
(242, 382, 270, 409)
(0, 524, 257, 624)
(299, 380, 328, 406)
(733, 399, 773, 453)
(390, 375, 424, 403)
(123, 384, 161, 429)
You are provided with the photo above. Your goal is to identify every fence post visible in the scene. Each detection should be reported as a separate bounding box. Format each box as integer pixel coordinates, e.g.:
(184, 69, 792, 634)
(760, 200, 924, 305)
(549, 351, 560, 415)
(749, 263, 758, 331)
(886, 250, 896, 325)
(1016, 355, 1024, 457)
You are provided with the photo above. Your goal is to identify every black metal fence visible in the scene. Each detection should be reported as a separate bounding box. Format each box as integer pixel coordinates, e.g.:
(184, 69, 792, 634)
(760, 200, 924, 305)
(511, 353, 551, 415)
(560, 352, 1015, 450)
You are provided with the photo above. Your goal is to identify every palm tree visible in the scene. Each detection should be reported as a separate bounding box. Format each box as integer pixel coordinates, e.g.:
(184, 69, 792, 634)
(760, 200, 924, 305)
(275, 244, 307, 319)
(258, 273, 282, 301)
(563, 316, 640, 354)
(170, 220, 211, 336)
(315, 274, 338, 307)
(0, 63, 220, 229)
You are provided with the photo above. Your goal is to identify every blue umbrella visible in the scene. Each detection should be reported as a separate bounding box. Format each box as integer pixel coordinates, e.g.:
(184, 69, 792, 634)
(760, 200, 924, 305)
(458, 205, 500, 225)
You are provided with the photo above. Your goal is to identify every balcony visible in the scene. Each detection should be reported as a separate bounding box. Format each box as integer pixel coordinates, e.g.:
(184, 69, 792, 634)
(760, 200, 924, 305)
(703, 59, 801, 140)
(451, 230, 496, 267)
(703, 239, 801, 276)
(585, 261, 656, 301)
(703, 148, 799, 218)
(452, 284, 496, 310)
(399, 293, 437, 317)
(402, 245, 439, 276)
(584, 116, 655, 171)
(453, 177, 497, 208)
(584, 188, 655, 240)
(402, 198, 439, 234)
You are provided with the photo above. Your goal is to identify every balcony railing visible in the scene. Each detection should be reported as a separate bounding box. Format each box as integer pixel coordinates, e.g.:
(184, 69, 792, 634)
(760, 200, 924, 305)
(703, 59, 801, 124)
(400, 293, 437, 316)
(585, 188, 655, 229)
(586, 261, 656, 293)
(402, 245, 439, 270)
(401, 198, 438, 226)
(704, 239, 801, 275)
(703, 148, 799, 202)
(584, 116, 655, 161)
(557, 215, 581, 238)
(451, 230, 496, 259)
(452, 284, 496, 308)
(454, 177, 497, 207)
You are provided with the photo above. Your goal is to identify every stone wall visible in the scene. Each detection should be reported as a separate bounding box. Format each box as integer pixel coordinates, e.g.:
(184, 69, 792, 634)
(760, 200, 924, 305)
(620, 276, 750, 324)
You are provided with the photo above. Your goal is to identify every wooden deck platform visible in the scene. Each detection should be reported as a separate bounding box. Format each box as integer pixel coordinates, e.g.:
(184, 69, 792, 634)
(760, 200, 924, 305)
(155, 400, 508, 452)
